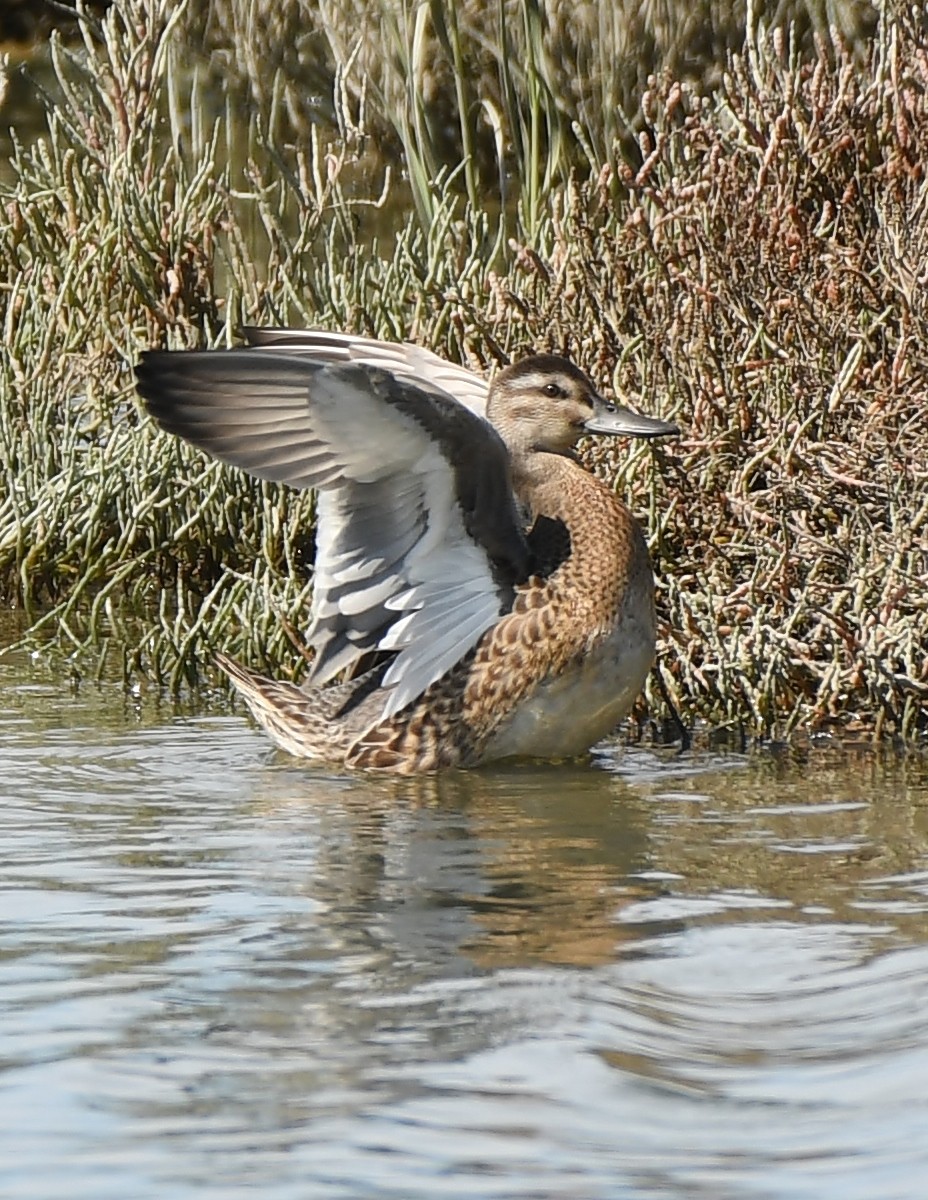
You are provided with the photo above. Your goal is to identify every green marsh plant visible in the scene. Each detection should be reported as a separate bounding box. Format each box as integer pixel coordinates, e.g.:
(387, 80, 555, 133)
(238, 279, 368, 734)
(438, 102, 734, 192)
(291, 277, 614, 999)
(1, 0, 925, 746)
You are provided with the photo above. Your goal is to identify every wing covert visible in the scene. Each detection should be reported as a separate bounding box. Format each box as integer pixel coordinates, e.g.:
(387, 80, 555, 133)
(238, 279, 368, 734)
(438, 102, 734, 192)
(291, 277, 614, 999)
(241, 326, 491, 418)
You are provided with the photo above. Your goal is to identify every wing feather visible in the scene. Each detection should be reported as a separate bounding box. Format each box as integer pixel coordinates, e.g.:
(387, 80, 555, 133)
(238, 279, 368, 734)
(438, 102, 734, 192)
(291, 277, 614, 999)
(136, 346, 529, 722)
(241, 326, 491, 417)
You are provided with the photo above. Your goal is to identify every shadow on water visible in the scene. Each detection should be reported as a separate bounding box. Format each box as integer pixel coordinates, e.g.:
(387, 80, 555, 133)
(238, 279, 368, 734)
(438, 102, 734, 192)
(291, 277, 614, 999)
(2, 641, 928, 1198)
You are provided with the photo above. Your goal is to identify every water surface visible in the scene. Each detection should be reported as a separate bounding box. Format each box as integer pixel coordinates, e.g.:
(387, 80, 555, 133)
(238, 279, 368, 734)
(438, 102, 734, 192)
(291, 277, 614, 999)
(2, 647, 928, 1199)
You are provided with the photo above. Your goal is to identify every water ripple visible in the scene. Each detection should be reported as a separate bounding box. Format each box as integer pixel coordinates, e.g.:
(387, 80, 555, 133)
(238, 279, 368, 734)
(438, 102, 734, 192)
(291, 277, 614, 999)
(1, 666, 928, 1198)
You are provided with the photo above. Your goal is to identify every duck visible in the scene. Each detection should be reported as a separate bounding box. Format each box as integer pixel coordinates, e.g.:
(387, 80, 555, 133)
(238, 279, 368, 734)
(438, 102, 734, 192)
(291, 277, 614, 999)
(135, 328, 678, 773)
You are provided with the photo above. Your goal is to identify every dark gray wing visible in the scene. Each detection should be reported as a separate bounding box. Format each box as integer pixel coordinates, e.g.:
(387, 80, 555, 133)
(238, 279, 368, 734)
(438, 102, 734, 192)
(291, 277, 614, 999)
(135, 350, 528, 721)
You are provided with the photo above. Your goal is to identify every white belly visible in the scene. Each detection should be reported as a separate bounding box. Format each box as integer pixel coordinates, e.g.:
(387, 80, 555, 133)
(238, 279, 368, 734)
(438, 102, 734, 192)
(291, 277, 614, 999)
(479, 617, 655, 763)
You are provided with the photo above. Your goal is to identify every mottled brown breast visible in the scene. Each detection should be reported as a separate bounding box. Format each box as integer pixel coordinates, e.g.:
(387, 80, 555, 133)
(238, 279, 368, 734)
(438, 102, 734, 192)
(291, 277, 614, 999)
(348, 455, 654, 771)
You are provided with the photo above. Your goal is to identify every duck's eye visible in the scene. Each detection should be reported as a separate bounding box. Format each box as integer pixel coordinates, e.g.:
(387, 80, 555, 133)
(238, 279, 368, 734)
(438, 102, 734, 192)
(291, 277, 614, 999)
(543, 382, 565, 398)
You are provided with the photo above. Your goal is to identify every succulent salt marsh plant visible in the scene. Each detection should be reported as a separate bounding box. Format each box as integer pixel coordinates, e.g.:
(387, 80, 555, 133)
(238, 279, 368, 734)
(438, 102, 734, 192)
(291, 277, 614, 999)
(0, 0, 925, 745)
(187, 0, 878, 221)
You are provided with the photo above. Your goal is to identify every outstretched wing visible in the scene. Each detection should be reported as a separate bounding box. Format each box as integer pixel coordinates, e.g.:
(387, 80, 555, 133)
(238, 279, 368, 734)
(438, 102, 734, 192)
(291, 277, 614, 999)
(135, 350, 529, 722)
(241, 327, 491, 419)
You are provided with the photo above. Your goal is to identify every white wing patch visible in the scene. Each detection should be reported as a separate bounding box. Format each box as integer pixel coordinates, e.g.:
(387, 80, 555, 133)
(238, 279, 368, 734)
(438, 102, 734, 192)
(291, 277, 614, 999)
(377, 541, 503, 719)
(306, 433, 504, 726)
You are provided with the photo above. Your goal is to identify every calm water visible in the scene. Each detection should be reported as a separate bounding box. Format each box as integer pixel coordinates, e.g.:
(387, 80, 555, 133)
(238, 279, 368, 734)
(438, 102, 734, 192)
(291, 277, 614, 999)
(2, 648, 928, 1200)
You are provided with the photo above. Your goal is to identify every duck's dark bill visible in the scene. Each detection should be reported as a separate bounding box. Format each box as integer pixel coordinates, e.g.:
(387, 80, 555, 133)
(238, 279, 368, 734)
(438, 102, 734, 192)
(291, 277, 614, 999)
(584, 401, 679, 439)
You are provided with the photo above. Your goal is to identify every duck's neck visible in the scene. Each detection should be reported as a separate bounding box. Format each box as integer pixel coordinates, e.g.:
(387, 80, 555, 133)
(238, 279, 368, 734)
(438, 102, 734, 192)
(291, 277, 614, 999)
(513, 450, 654, 622)
(511, 448, 574, 509)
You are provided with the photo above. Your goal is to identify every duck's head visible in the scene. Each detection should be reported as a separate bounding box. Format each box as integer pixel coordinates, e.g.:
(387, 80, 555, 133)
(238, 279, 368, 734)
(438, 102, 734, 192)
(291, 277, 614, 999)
(486, 354, 678, 455)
